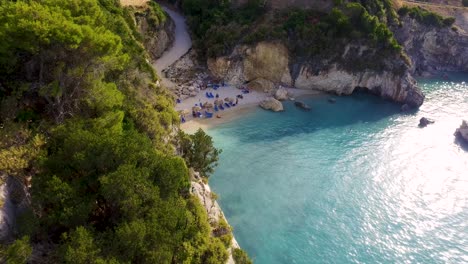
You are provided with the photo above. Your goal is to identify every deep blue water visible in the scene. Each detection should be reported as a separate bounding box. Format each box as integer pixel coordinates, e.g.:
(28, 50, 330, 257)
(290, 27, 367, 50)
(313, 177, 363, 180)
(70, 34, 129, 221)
(208, 73, 468, 264)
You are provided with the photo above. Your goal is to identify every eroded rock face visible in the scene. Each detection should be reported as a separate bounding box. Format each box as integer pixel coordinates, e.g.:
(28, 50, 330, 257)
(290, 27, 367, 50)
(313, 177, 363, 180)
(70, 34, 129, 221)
(135, 9, 175, 60)
(208, 42, 292, 87)
(260, 97, 284, 112)
(295, 64, 424, 107)
(208, 41, 425, 108)
(455, 120, 468, 143)
(394, 17, 468, 74)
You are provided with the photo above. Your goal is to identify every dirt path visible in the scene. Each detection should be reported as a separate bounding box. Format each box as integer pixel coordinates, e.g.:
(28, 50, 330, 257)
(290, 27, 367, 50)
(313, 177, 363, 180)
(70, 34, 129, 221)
(153, 6, 192, 89)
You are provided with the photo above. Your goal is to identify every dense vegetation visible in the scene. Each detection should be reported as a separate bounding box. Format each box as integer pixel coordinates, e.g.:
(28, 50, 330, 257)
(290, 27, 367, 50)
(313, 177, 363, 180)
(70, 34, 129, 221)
(398, 6, 456, 27)
(180, 0, 404, 73)
(0, 0, 232, 263)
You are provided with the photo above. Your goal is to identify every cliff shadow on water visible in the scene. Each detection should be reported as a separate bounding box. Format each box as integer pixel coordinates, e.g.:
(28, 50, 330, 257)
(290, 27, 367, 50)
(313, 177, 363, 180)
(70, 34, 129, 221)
(218, 92, 403, 144)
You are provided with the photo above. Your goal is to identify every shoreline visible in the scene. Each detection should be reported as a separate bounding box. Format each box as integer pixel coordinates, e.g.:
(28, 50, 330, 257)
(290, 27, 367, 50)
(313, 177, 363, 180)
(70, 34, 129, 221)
(180, 88, 325, 133)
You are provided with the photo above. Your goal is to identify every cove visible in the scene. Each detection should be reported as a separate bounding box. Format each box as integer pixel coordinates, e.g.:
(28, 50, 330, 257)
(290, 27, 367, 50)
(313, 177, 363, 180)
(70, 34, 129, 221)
(208, 73, 468, 264)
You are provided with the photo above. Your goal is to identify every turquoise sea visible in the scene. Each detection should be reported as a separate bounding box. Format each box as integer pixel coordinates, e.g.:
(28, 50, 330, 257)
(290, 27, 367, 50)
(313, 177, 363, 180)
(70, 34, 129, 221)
(208, 73, 468, 264)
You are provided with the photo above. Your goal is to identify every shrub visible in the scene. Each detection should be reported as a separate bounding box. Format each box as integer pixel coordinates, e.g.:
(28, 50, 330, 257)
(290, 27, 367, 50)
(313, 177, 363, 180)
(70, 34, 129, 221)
(233, 248, 253, 264)
(398, 6, 455, 27)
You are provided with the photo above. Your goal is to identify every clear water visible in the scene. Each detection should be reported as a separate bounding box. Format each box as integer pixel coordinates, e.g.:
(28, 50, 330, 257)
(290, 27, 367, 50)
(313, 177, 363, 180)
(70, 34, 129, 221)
(208, 73, 468, 264)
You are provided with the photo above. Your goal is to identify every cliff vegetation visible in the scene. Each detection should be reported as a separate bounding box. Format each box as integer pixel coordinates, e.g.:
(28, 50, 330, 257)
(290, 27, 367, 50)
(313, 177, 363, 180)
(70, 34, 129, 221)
(0, 0, 231, 263)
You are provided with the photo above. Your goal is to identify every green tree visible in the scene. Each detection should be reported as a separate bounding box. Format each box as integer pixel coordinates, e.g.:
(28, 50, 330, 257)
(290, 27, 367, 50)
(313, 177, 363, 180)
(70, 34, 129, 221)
(5, 236, 32, 264)
(233, 248, 253, 264)
(179, 129, 221, 178)
(62, 227, 101, 264)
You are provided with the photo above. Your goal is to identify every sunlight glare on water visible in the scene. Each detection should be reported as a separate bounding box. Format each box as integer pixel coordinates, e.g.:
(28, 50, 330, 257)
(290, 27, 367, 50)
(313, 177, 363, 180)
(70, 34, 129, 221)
(209, 73, 468, 264)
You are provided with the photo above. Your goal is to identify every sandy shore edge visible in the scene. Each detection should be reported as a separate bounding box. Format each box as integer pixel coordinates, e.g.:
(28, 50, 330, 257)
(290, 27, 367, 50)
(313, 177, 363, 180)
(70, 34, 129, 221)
(180, 89, 325, 133)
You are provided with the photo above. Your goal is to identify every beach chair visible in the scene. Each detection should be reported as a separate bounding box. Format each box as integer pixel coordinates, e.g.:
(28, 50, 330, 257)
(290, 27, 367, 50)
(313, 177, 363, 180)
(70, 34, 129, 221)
(176, 99, 181, 104)
(214, 105, 219, 112)
(206, 92, 211, 98)
(219, 105, 225, 110)
(224, 103, 230, 108)
(181, 117, 186, 123)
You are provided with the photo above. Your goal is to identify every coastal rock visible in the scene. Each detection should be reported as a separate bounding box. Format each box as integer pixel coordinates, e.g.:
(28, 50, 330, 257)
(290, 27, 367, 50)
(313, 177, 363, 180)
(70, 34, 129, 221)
(419, 117, 435, 127)
(294, 101, 311, 111)
(455, 120, 468, 143)
(247, 78, 275, 92)
(209, 41, 424, 108)
(328, 98, 336, 104)
(394, 17, 468, 74)
(274, 87, 289, 101)
(294, 64, 424, 108)
(208, 42, 292, 87)
(260, 97, 284, 112)
(189, 169, 240, 263)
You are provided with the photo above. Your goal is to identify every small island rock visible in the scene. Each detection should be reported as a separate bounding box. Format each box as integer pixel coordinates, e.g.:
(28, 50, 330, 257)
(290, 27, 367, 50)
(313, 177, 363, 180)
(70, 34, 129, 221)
(274, 87, 289, 101)
(418, 117, 434, 127)
(260, 97, 284, 112)
(328, 98, 336, 104)
(294, 101, 311, 111)
(455, 120, 468, 143)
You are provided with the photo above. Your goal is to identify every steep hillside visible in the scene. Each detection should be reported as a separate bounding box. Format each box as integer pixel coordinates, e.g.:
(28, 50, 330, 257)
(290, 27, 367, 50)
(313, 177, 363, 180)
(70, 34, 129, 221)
(0, 1, 236, 263)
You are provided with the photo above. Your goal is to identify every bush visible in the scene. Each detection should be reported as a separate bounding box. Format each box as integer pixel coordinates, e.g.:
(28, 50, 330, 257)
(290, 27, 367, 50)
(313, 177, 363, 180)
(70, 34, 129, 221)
(233, 248, 253, 264)
(4, 236, 32, 264)
(398, 6, 455, 27)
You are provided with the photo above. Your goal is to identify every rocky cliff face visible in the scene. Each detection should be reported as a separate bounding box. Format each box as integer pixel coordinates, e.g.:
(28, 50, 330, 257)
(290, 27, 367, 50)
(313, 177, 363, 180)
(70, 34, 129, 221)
(394, 17, 468, 75)
(208, 41, 424, 107)
(135, 9, 175, 60)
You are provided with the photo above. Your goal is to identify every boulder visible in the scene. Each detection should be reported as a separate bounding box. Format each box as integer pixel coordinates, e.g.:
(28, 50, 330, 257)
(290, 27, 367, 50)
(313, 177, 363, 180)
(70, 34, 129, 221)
(260, 97, 283, 112)
(328, 98, 336, 104)
(418, 117, 435, 127)
(294, 101, 311, 111)
(274, 87, 289, 101)
(455, 120, 468, 143)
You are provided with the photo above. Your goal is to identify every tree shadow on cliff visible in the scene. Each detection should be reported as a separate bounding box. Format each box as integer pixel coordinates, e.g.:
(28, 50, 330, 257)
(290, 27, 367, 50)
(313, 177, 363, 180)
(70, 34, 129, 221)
(228, 92, 407, 143)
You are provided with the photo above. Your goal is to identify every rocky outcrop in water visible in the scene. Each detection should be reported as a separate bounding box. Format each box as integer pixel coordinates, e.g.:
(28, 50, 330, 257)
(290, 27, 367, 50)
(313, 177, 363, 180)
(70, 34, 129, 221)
(455, 120, 468, 143)
(208, 41, 424, 108)
(419, 117, 435, 127)
(260, 97, 284, 112)
(294, 101, 311, 111)
(274, 87, 289, 101)
(394, 17, 468, 75)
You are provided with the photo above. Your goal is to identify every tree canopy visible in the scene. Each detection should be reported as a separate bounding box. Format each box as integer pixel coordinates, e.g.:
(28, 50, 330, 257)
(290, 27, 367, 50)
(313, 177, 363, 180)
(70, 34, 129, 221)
(0, 0, 230, 263)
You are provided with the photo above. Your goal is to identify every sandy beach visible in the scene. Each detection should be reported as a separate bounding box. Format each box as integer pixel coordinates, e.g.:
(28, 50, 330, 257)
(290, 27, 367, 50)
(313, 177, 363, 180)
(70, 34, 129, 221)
(178, 86, 323, 133)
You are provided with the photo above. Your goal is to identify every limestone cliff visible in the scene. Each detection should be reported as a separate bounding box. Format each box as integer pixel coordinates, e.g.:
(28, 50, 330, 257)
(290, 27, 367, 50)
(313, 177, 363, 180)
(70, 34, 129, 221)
(208, 41, 424, 108)
(134, 7, 175, 60)
(394, 17, 468, 75)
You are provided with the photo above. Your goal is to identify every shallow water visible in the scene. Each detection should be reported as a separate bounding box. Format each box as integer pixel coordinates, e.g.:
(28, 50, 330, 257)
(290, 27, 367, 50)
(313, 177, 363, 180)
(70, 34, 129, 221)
(209, 73, 468, 264)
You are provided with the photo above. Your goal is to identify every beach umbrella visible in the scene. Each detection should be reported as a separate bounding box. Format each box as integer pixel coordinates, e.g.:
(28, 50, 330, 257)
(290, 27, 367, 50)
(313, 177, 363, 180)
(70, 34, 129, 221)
(224, 97, 234, 103)
(192, 106, 201, 112)
(214, 99, 223, 106)
(204, 103, 214, 109)
(179, 109, 190, 115)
